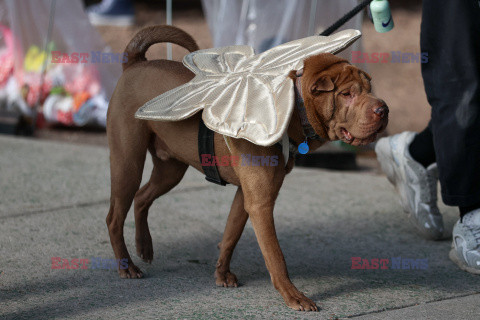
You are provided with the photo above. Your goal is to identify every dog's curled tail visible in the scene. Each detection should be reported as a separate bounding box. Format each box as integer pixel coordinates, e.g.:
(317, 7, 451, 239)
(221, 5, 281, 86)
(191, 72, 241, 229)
(122, 25, 199, 71)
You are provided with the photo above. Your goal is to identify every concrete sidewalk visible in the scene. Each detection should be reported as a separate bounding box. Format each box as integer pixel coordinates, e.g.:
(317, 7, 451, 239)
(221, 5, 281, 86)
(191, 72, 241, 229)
(0, 135, 479, 319)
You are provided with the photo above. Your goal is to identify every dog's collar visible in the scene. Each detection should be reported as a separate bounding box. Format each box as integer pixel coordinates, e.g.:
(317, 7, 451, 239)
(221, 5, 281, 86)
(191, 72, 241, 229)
(294, 74, 326, 143)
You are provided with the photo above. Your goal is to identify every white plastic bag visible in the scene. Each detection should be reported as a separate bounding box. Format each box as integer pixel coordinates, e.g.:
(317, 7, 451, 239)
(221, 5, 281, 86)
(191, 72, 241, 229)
(201, 0, 363, 62)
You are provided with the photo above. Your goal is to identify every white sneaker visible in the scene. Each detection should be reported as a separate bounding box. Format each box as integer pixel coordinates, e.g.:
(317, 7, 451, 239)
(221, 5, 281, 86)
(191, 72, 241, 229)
(375, 131, 444, 240)
(450, 209, 480, 274)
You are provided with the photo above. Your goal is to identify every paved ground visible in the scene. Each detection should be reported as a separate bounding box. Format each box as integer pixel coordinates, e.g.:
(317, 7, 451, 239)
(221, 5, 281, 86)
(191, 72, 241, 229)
(1, 135, 479, 319)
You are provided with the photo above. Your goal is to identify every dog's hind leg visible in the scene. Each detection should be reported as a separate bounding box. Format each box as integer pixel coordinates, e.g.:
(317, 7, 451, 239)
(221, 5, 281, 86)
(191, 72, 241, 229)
(215, 187, 248, 287)
(134, 154, 188, 263)
(106, 119, 149, 279)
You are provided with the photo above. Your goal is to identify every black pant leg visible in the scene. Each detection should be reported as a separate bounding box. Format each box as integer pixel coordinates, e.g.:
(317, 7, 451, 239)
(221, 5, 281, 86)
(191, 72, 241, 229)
(409, 121, 436, 168)
(421, 0, 480, 206)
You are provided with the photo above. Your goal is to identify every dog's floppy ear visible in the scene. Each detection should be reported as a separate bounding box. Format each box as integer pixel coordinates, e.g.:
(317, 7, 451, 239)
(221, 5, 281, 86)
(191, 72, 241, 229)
(303, 53, 347, 94)
(311, 76, 334, 93)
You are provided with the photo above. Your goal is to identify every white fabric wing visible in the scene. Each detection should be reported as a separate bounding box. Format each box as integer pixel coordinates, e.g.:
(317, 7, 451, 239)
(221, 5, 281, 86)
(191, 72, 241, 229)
(185, 45, 255, 74)
(135, 29, 361, 146)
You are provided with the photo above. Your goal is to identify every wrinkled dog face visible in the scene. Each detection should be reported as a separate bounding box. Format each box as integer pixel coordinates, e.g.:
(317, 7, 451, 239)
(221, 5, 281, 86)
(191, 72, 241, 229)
(302, 53, 388, 146)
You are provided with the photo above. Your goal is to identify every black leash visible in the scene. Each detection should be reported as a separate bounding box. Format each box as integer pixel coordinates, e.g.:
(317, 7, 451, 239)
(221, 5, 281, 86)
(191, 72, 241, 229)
(319, 0, 372, 36)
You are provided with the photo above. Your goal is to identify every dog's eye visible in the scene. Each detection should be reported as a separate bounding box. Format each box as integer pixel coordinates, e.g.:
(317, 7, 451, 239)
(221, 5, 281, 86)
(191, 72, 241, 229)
(341, 92, 351, 97)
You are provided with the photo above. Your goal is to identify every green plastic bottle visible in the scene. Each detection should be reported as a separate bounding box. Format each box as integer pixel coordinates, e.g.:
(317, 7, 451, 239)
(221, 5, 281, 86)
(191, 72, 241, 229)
(370, 0, 394, 33)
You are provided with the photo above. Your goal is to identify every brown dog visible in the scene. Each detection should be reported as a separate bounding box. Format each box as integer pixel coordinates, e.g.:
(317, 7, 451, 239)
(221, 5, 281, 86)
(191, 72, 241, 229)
(106, 25, 388, 311)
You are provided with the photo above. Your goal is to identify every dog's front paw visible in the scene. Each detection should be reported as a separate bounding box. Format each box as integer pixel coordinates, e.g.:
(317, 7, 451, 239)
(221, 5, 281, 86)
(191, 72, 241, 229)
(281, 286, 318, 311)
(214, 269, 238, 288)
(118, 263, 144, 279)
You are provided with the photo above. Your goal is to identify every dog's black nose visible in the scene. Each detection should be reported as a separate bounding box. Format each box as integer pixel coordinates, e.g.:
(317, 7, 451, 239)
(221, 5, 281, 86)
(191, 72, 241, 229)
(374, 105, 388, 118)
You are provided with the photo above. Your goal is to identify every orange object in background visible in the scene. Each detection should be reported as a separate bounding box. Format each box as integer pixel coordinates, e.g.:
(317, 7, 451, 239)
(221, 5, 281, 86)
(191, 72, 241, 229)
(73, 92, 91, 112)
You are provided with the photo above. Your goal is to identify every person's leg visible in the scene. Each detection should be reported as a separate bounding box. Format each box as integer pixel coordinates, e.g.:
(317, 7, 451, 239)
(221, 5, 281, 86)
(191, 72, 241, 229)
(421, 0, 480, 209)
(421, 0, 480, 273)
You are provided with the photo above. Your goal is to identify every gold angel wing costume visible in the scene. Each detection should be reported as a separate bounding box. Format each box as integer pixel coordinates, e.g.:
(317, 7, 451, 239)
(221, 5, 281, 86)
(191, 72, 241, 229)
(135, 29, 361, 146)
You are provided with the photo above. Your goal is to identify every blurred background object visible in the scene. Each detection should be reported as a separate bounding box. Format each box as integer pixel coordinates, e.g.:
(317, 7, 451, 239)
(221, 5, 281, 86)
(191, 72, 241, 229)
(201, 0, 364, 65)
(0, 0, 121, 134)
(201, 0, 363, 49)
(86, 0, 135, 26)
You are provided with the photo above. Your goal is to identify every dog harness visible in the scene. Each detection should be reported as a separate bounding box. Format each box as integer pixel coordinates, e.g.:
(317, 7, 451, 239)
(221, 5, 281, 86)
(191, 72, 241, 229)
(198, 117, 290, 186)
(198, 118, 228, 186)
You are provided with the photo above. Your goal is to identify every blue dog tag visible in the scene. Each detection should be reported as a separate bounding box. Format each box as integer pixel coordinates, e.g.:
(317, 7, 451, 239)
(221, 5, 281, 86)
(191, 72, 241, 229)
(298, 142, 309, 154)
